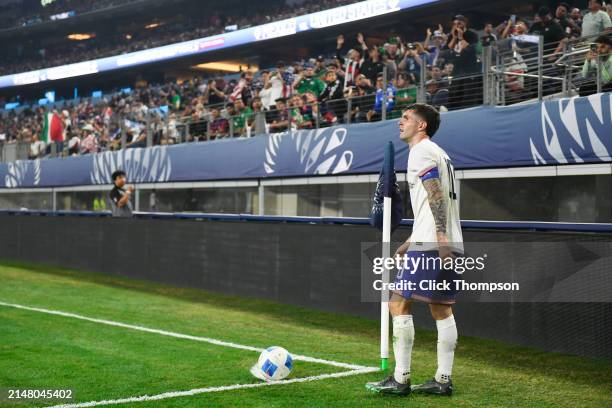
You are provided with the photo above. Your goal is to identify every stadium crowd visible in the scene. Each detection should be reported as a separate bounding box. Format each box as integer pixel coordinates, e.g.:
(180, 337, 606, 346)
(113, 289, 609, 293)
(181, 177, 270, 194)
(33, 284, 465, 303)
(0, 1, 611, 159)
(0, 0, 357, 76)
(8, 0, 137, 28)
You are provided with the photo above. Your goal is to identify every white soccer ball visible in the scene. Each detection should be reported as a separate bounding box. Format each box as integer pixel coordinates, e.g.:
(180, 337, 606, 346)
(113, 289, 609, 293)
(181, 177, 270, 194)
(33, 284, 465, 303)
(250, 346, 293, 381)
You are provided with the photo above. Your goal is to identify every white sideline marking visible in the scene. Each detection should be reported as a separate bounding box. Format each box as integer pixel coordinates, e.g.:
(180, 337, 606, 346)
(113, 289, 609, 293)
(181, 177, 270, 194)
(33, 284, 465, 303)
(0, 301, 379, 407)
(46, 368, 378, 408)
(0, 301, 369, 371)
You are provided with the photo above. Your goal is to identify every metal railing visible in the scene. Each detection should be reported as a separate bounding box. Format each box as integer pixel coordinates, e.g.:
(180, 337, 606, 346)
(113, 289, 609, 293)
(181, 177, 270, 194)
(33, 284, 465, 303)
(1, 33, 610, 163)
(488, 33, 610, 105)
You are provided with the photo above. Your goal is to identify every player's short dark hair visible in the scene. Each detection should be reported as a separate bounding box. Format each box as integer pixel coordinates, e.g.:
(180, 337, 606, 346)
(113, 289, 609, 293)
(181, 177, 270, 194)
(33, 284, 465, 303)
(111, 170, 126, 182)
(404, 103, 441, 137)
(592, 0, 603, 5)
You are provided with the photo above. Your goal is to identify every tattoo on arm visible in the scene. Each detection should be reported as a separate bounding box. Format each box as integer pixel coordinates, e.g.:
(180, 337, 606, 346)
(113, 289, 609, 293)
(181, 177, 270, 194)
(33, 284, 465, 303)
(422, 177, 447, 234)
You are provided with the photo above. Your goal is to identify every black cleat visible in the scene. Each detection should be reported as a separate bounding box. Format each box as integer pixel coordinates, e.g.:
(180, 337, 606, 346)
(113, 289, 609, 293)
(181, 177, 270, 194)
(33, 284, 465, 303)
(411, 378, 453, 396)
(365, 376, 411, 396)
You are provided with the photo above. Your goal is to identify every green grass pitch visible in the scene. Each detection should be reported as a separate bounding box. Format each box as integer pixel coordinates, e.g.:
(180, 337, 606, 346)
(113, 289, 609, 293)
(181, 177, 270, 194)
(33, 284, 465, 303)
(0, 261, 611, 408)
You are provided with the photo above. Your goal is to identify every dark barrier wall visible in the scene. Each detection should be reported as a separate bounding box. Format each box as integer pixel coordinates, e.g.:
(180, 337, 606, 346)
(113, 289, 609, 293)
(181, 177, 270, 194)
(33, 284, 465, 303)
(0, 214, 610, 360)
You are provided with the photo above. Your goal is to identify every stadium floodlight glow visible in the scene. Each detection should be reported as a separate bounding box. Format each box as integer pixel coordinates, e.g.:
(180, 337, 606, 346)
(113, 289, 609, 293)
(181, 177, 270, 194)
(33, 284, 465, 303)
(145, 22, 163, 29)
(0, 0, 439, 89)
(193, 61, 257, 73)
(67, 33, 94, 41)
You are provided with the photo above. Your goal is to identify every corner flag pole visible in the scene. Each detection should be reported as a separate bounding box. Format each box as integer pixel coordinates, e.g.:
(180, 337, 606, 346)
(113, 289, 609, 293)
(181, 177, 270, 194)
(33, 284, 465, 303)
(380, 141, 396, 372)
(371, 141, 402, 372)
(381, 193, 391, 371)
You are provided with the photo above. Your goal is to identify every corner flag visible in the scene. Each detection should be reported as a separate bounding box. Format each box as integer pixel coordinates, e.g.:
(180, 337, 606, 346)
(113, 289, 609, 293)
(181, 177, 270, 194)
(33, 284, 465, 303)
(370, 141, 403, 371)
(370, 141, 403, 232)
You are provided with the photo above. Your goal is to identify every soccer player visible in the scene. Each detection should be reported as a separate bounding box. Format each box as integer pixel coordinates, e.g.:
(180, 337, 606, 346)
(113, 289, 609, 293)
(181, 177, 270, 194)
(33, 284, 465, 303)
(366, 103, 463, 396)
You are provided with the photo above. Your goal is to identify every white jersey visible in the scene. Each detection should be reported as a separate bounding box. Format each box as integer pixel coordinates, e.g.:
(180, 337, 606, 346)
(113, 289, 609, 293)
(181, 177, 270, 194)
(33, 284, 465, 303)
(407, 138, 463, 253)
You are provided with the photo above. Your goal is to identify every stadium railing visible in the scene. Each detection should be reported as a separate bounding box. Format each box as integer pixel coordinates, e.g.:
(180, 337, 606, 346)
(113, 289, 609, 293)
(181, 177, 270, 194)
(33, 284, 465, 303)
(487, 33, 610, 105)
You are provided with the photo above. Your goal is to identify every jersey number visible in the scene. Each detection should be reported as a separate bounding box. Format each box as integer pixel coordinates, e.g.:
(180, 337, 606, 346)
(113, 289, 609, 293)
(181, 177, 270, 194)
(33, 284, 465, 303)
(444, 158, 457, 200)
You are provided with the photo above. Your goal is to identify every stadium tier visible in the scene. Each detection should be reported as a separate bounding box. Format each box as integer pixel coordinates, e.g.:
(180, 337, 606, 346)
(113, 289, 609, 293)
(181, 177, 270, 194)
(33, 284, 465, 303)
(0, 1, 611, 407)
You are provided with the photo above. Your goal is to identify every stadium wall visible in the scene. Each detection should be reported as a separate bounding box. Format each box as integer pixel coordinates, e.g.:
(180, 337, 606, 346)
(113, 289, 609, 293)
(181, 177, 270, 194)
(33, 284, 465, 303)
(0, 213, 610, 360)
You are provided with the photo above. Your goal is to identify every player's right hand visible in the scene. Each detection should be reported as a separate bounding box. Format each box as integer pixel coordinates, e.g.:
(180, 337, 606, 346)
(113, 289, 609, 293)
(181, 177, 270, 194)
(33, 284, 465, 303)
(394, 241, 410, 258)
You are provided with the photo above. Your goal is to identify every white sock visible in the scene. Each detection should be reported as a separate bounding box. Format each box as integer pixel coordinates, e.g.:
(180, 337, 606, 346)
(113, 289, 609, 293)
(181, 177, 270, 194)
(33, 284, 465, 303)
(392, 315, 414, 384)
(435, 315, 457, 384)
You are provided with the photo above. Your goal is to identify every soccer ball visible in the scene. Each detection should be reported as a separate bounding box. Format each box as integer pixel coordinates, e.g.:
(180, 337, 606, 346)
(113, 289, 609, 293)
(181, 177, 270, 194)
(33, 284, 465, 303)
(250, 346, 293, 381)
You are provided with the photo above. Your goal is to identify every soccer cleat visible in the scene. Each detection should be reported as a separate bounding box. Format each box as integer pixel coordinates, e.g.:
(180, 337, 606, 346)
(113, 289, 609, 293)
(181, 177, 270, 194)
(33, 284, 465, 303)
(365, 376, 411, 396)
(411, 378, 453, 396)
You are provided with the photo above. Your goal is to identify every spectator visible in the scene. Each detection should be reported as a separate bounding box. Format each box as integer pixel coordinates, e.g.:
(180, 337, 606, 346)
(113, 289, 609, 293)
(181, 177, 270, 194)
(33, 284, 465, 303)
(204, 79, 226, 106)
(304, 91, 322, 126)
(276, 61, 294, 98)
(319, 68, 346, 123)
(314, 55, 327, 79)
(230, 98, 252, 136)
(447, 15, 481, 109)
(289, 94, 313, 129)
(67, 134, 80, 156)
(481, 22, 497, 48)
(336, 34, 364, 88)
(571, 7, 584, 28)
(29, 134, 45, 160)
(230, 72, 255, 104)
(529, 7, 566, 54)
(267, 97, 289, 132)
(579, 35, 612, 95)
(426, 80, 449, 108)
(384, 36, 403, 64)
(162, 113, 178, 144)
(80, 124, 99, 154)
(394, 72, 418, 112)
(259, 69, 283, 110)
(293, 63, 326, 98)
(348, 77, 376, 123)
(501, 18, 529, 39)
(448, 15, 479, 75)
(424, 25, 448, 67)
(250, 97, 267, 135)
(367, 73, 396, 122)
(607, 3, 612, 20)
(126, 129, 146, 149)
(555, 2, 582, 38)
(360, 37, 385, 84)
(381, 48, 397, 83)
(209, 107, 229, 139)
(398, 42, 427, 83)
(582, 0, 612, 37)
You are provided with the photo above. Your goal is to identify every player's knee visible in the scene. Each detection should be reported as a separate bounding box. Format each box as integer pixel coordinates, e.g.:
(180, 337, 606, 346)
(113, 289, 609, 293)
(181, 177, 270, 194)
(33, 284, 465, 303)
(429, 304, 452, 320)
(389, 296, 412, 316)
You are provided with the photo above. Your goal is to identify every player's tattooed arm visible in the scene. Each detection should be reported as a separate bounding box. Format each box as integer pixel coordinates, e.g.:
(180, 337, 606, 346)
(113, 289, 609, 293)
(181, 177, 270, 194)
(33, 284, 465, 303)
(422, 177, 447, 234)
